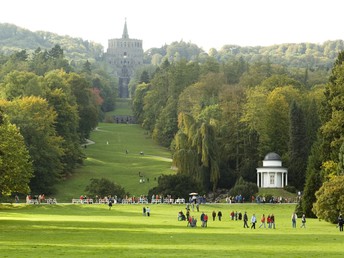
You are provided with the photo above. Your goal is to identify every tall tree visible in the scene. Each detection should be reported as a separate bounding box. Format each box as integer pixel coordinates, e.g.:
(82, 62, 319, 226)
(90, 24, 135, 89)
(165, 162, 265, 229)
(0, 97, 64, 194)
(313, 175, 344, 223)
(288, 101, 308, 189)
(0, 111, 33, 196)
(173, 112, 220, 192)
(68, 73, 99, 140)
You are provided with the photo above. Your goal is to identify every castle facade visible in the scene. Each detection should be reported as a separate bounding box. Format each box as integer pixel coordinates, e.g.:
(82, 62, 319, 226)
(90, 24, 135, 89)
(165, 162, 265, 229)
(106, 19, 143, 98)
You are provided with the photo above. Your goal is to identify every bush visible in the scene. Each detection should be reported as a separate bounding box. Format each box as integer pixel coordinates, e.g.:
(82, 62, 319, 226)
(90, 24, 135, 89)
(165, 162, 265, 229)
(229, 177, 258, 202)
(148, 174, 201, 201)
(284, 185, 297, 194)
(85, 178, 127, 198)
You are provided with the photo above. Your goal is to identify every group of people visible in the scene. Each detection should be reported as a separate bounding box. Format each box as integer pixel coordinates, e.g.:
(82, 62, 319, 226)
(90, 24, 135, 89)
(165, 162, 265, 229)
(212, 210, 222, 221)
(242, 212, 276, 229)
(186, 212, 208, 227)
(142, 206, 151, 216)
(291, 212, 307, 228)
(243, 212, 260, 229)
(257, 213, 276, 228)
(25, 194, 45, 204)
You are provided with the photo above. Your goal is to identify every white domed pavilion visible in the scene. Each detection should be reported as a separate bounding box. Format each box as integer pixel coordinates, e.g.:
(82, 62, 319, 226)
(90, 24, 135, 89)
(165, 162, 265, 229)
(256, 152, 288, 188)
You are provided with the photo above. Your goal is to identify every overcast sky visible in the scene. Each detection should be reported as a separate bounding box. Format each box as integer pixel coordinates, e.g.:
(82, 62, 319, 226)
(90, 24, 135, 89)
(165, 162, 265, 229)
(1, 0, 344, 52)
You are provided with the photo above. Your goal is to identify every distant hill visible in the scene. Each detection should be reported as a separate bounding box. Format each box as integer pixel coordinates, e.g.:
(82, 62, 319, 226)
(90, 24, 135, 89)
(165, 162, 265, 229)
(0, 23, 104, 64)
(2, 23, 344, 69)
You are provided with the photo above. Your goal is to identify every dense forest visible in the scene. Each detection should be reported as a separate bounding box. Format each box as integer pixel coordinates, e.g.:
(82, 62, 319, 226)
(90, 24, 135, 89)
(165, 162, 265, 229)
(133, 49, 344, 222)
(1, 23, 344, 222)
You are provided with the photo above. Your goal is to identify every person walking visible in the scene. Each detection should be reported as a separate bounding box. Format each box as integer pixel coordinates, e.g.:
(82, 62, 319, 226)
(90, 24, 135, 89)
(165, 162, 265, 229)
(271, 214, 275, 229)
(218, 211, 222, 221)
(291, 212, 297, 228)
(243, 212, 249, 228)
(259, 214, 266, 228)
(146, 207, 150, 216)
(251, 214, 257, 229)
(267, 214, 271, 228)
(212, 211, 216, 221)
(204, 214, 208, 227)
(201, 212, 205, 227)
(338, 214, 343, 232)
(108, 200, 112, 210)
(300, 214, 306, 228)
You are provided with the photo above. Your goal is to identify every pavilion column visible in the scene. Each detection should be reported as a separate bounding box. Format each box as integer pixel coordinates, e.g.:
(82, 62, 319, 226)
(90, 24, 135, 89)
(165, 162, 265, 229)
(282, 172, 284, 187)
(275, 172, 277, 187)
(257, 172, 260, 187)
(286, 172, 288, 186)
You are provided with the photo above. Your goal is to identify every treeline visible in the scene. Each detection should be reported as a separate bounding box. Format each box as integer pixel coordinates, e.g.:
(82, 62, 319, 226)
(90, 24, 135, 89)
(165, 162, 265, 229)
(0, 45, 117, 195)
(133, 52, 344, 220)
(144, 40, 344, 70)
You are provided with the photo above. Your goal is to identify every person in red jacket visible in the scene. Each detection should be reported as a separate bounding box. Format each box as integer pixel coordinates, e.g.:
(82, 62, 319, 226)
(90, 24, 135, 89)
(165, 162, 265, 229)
(203, 214, 208, 227)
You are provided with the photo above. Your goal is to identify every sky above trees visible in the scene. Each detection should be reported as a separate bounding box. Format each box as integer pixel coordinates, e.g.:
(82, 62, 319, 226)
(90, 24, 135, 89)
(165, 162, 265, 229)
(1, 0, 344, 51)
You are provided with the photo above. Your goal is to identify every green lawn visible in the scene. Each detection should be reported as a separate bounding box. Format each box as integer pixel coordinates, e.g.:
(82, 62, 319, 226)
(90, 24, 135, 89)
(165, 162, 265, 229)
(0, 203, 342, 258)
(54, 123, 173, 202)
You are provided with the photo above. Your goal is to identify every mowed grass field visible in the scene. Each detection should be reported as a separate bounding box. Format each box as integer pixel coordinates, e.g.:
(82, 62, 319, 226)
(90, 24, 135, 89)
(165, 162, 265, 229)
(54, 123, 173, 202)
(0, 203, 343, 258)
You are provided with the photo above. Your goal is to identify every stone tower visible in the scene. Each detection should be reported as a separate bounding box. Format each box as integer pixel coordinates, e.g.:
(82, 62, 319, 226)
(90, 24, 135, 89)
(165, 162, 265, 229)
(106, 19, 144, 98)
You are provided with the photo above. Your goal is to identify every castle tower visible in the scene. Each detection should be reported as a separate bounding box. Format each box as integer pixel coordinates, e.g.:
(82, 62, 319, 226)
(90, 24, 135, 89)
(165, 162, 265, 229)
(106, 19, 143, 98)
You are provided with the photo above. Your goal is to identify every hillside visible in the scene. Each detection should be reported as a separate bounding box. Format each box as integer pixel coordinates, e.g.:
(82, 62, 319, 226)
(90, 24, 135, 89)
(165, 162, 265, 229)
(0, 23, 104, 64)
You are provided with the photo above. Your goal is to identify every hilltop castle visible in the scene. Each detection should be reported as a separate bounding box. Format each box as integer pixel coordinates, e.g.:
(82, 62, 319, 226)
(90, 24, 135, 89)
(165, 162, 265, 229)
(106, 19, 144, 98)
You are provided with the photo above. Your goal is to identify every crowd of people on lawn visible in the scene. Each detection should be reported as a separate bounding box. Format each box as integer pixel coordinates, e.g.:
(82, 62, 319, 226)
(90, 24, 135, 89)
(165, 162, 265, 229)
(180, 206, 342, 232)
(225, 195, 299, 204)
(181, 207, 280, 229)
(178, 203, 318, 230)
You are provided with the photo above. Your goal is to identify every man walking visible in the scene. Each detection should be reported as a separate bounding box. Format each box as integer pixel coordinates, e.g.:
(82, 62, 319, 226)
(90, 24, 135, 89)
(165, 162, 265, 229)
(243, 212, 249, 228)
(251, 214, 257, 229)
(292, 212, 297, 228)
(300, 214, 306, 228)
(338, 214, 343, 232)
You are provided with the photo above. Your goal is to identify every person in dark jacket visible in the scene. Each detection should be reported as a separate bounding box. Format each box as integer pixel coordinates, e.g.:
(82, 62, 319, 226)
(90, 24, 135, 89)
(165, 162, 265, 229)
(243, 212, 249, 228)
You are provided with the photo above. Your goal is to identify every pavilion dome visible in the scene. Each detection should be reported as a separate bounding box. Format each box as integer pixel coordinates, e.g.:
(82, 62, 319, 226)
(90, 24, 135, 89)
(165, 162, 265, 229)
(264, 152, 281, 161)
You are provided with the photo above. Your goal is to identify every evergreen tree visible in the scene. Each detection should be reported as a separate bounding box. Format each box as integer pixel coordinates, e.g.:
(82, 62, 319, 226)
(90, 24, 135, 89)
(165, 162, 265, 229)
(288, 101, 308, 189)
(139, 70, 150, 83)
(302, 141, 323, 217)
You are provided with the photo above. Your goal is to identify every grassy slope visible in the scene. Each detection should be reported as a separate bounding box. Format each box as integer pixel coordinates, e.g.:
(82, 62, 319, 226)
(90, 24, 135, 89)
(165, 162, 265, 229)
(54, 123, 173, 202)
(54, 99, 173, 202)
(0, 203, 343, 258)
